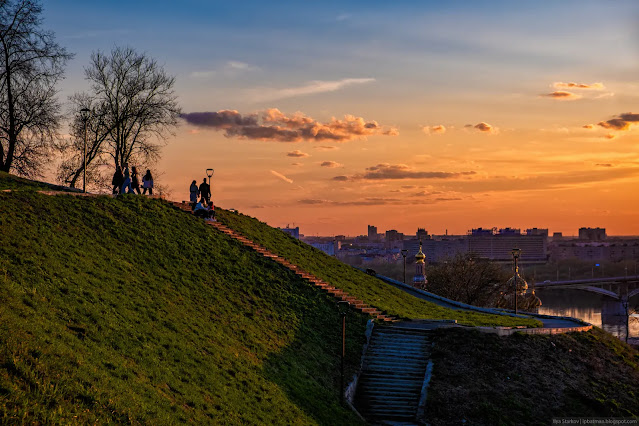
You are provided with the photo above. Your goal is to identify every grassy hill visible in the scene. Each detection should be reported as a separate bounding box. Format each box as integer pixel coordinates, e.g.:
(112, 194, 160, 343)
(427, 327, 639, 425)
(0, 172, 531, 424)
(1, 172, 637, 424)
(217, 209, 541, 328)
(0, 185, 369, 424)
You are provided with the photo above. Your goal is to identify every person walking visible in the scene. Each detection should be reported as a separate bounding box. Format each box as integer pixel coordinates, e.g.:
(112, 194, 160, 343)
(199, 178, 211, 204)
(142, 170, 154, 195)
(121, 163, 132, 194)
(189, 180, 199, 208)
(131, 166, 141, 194)
(111, 166, 124, 194)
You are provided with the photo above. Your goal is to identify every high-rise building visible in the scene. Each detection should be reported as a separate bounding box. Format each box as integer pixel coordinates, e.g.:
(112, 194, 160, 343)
(416, 228, 430, 241)
(368, 225, 378, 241)
(467, 228, 547, 261)
(579, 227, 606, 241)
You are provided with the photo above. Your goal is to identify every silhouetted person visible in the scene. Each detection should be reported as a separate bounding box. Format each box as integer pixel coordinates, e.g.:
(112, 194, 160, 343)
(131, 166, 141, 194)
(189, 180, 199, 208)
(121, 163, 132, 194)
(112, 166, 124, 194)
(199, 178, 211, 204)
(142, 169, 154, 195)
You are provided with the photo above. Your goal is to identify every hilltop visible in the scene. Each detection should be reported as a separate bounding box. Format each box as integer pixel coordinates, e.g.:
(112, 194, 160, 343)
(0, 172, 536, 424)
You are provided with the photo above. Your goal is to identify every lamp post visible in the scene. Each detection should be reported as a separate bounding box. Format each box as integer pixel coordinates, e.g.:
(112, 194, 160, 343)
(80, 108, 91, 193)
(511, 248, 521, 315)
(206, 168, 214, 189)
(337, 300, 349, 405)
(401, 249, 408, 284)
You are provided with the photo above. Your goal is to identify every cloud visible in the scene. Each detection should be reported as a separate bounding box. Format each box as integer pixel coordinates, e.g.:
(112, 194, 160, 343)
(287, 150, 309, 158)
(605, 133, 616, 139)
(583, 124, 594, 129)
(422, 125, 446, 134)
(248, 78, 375, 102)
(270, 170, 293, 184)
(596, 163, 613, 167)
(315, 145, 338, 151)
(553, 82, 604, 90)
(226, 61, 258, 71)
(541, 91, 581, 100)
(291, 162, 303, 166)
(334, 163, 476, 181)
(465, 122, 498, 133)
(181, 108, 398, 143)
(597, 112, 639, 131)
(320, 161, 342, 168)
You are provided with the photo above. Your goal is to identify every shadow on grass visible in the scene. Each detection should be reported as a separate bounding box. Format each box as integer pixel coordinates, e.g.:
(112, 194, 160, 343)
(261, 273, 369, 425)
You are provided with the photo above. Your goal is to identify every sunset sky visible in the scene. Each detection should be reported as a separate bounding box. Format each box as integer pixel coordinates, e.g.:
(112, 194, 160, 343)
(44, 0, 639, 236)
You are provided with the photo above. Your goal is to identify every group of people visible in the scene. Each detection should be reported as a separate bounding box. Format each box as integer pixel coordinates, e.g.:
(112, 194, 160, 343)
(112, 164, 154, 195)
(189, 178, 215, 220)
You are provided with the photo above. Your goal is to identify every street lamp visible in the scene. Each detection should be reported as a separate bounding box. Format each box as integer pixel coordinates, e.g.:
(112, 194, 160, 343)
(206, 168, 214, 189)
(401, 249, 408, 284)
(337, 300, 349, 405)
(511, 248, 521, 315)
(79, 108, 91, 193)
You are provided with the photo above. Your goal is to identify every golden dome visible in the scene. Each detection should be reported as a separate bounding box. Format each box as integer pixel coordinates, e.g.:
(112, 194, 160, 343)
(415, 241, 426, 263)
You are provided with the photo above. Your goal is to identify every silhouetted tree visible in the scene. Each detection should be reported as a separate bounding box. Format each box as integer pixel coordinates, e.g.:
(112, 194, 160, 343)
(58, 46, 180, 188)
(0, 0, 72, 176)
(426, 253, 511, 307)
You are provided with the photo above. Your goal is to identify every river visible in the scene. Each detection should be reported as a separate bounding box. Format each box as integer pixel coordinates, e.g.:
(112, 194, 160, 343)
(536, 288, 639, 341)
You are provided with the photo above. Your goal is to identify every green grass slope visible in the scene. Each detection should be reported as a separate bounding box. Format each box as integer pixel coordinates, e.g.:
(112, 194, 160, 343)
(427, 327, 639, 425)
(0, 189, 370, 424)
(217, 210, 541, 328)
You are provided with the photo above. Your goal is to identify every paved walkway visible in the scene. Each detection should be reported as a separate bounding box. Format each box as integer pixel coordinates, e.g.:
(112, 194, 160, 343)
(374, 273, 591, 333)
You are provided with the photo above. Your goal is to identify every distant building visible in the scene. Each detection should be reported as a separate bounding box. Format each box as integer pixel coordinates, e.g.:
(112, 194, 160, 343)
(526, 228, 549, 237)
(385, 230, 404, 249)
(368, 225, 378, 241)
(552, 232, 563, 241)
(579, 227, 606, 241)
(280, 226, 299, 239)
(403, 237, 468, 263)
(310, 241, 338, 256)
(467, 227, 547, 261)
(416, 228, 430, 241)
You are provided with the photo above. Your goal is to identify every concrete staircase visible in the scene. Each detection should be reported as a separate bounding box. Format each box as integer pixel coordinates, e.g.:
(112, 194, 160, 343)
(171, 202, 397, 322)
(354, 326, 433, 424)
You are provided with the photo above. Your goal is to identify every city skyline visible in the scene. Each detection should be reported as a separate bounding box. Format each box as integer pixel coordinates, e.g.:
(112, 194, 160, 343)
(41, 1, 639, 235)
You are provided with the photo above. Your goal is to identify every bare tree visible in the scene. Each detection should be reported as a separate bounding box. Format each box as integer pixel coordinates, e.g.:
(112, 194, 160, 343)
(0, 0, 72, 176)
(58, 46, 180, 187)
(427, 253, 512, 307)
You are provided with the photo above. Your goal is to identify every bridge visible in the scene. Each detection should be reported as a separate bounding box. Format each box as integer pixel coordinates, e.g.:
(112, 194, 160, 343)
(536, 275, 639, 301)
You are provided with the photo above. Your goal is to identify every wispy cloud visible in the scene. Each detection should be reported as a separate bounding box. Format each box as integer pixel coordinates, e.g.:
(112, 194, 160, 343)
(287, 150, 310, 158)
(320, 161, 342, 168)
(248, 78, 375, 102)
(334, 163, 476, 181)
(541, 91, 581, 100)
(553, 82, 604, 90)
(189, 60, 259, 79)
(270, 170, 293, 184)
(181, 108, 398, 143)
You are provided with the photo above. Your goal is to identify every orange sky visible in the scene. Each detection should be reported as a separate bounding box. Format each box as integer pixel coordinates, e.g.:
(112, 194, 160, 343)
(43, 1, 639, 236)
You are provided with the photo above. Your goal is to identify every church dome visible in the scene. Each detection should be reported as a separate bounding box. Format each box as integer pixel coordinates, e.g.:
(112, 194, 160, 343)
(506, 273, 528, 296)
(415, 243, 426, 262)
